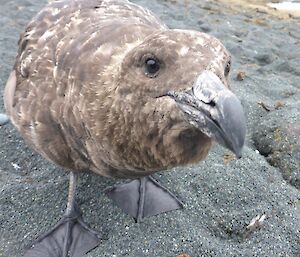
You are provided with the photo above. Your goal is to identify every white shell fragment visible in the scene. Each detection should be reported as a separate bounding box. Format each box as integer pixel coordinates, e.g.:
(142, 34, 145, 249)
(243, 213, 267, 239)
(246, 214, 267, 230)
(0, 113, 9, 125)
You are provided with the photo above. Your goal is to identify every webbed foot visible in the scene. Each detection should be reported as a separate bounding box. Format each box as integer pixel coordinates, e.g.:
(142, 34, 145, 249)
(105, 176, 183, 222)
(24, 204, 100, 257)
(23, 172, 100, 257)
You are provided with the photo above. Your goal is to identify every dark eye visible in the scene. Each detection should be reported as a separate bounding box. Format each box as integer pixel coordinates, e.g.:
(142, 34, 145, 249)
(145, 58, 160, 77)
(224, 60, 231, 76)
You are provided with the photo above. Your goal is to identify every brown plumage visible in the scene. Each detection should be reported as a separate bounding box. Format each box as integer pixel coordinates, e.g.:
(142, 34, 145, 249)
(4, 0, 246, 255)
(5, 0, 233, 178)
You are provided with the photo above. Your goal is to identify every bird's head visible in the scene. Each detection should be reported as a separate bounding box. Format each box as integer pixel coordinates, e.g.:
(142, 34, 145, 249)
(111, 29, 246, 169)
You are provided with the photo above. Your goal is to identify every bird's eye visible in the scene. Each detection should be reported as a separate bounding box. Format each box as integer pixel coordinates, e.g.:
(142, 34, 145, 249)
(224, 60, 231, 76)
(145, 58, 160, 77)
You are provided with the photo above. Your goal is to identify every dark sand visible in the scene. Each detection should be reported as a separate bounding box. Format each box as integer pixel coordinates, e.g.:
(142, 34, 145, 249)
(0, 0, 299, 256)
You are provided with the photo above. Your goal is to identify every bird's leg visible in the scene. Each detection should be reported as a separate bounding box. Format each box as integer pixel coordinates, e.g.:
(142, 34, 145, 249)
(136, 177, 147, 222)
(23, 172, 100, 257)
(65, 171, 77, 215)
(62, 171, 77, 257)
(105, 175, 183, 222)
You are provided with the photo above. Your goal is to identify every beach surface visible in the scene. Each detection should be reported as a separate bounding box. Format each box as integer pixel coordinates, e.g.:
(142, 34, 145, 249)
(0, 0, 299, 256)
(219, 0, 300, 18)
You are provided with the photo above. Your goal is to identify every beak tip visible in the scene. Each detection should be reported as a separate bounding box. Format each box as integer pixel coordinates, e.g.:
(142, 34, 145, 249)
(233, 143, 244, 159)
(235, 152, 242, 159)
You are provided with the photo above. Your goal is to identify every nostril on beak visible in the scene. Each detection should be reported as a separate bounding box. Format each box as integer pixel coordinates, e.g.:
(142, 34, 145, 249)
(207, 100, 216, 107)
(201, 99, 216, 107)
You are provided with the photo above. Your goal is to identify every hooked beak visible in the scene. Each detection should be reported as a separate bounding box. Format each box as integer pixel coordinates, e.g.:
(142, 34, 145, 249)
(166, 70, 246, 158)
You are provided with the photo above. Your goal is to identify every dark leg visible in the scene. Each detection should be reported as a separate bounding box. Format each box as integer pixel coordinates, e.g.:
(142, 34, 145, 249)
(24, 172, 100, 257)
(105, 175, 183, 222)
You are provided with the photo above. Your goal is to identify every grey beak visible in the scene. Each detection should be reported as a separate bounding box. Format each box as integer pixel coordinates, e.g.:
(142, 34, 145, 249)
(166, 70, 246, 158)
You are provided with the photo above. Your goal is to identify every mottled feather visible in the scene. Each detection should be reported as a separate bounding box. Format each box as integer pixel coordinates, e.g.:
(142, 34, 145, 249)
(5, 0, 230, 178)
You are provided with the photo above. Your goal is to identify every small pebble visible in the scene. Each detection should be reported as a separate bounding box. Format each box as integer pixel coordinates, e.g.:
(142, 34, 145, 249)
(199, 24, 212, 32)
(275, 101, 284, 109)
(0, 113, 9, 125)
(255, 53, 274, 65)
(236, 71, 246, 81)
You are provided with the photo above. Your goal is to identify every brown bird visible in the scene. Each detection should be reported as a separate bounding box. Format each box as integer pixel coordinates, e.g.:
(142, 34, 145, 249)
(4, 0, 246, 256)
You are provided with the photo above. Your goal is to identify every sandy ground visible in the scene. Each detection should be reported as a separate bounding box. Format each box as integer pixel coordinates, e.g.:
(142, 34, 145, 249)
(0, 0, 300, 256)
(219, 0, 300, 18)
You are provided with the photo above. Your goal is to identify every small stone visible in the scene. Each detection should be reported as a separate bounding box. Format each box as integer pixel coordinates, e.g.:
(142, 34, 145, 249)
(255, 53, 274, 65)
(236, 71, 246, 81)
(275, 101, 284, 110)
(199, 24, 211, 33)
(257, 101, 272, 112)
(0, 113, 9, 125)
(223, 153, 235, 164)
